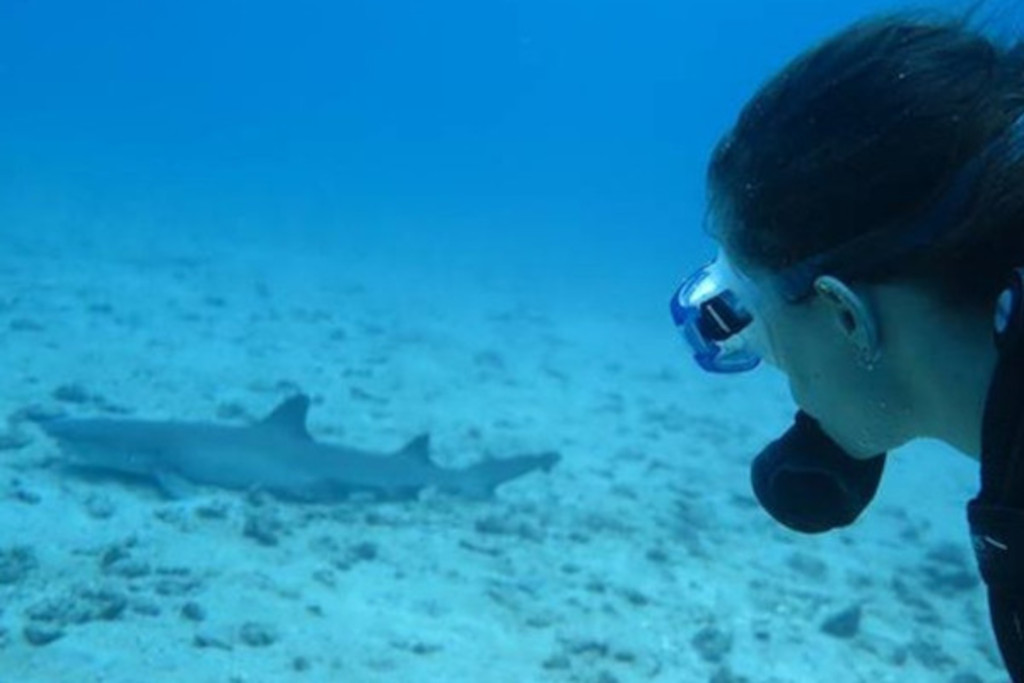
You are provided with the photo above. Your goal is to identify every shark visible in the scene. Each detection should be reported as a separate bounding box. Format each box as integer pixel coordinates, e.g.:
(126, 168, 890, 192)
(36, 394, 560, 502)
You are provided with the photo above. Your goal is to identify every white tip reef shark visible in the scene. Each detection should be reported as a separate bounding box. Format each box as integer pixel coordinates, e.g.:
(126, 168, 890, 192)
(37, 394, 560, 502)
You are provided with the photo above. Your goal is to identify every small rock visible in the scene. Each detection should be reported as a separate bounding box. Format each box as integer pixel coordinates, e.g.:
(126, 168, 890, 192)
(331, 541, 380, 571)
(292, 656, 311, 672)
(239, 621, 278, 647)
(349, 542, 378, 562)
(100, 545, 130, 568)
(312, 569, 336, 587)
(12, 404, 64, 423)
(891, 577, 938, 621)
(193, 628, 233, 650)
(821, 604, 861, 639)
(918, 543, 979, 596)
(391, 638, 442, 655)
(23, 624, 64, 646)
(153, 505, 199, 532)
(100, 544, 150, 579)
(691, 625, 732, 664)
(620, 587, 650, 607)
(410, 641, 442, 655)
(181, 602, 206, 622)
(0, 546, 38, 585)
(524, 613, 554, 629)
(949, 673, 984, 683)
(475, 515, 510, 535)
(909, 637, 956, 670)
(0, 431, 31, 451)
(151, 566, 203, 597)
(106, 560, 150, 579)
(81, 587, 128, 621)
(786, 552, 828, 580)
(24, 598, 63, 624)
(541, 654, 571, 671)
(565, 638, 609, 659)
(710, 666, 751, 683)
(11, 484, 41, 504)
(131, 600, 161, 617)
(645, 547, 669, 564)
(84, 495, 116, 520)
(25, 586, 128, 625)
(194, 500, 231, 520)
(474, 514, 543, 541)
(152, 574, 202, 597)
(243, 510, 282, 546)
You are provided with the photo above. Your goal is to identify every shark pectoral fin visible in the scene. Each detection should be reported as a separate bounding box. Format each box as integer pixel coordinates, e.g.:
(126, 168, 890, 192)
(394, 433, 432, 464)
(260, 394, 312, 440)
(154, 471, 199, 499)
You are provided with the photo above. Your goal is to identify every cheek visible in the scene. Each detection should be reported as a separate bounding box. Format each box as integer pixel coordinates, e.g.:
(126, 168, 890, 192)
(786, 352, 904, 457)
(785, 354, 850, 420)
(766, 319, 841, 412)
(755, 295, 907, 457)
(758, 298, 865, 420)
(771, 320, 867, 429)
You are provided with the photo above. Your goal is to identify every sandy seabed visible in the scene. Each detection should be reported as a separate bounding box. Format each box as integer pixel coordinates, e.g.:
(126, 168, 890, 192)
(0, 232, 1009, 683)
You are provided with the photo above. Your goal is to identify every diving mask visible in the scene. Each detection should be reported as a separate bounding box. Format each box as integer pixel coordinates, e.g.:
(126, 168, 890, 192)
(669, 252, 773, 373)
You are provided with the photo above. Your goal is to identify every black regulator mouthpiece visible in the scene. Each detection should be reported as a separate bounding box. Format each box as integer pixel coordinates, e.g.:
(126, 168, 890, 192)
(750, 411, 887, 534)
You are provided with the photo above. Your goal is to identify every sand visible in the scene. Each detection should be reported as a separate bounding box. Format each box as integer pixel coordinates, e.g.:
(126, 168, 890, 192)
(0, 231, 1008, 683)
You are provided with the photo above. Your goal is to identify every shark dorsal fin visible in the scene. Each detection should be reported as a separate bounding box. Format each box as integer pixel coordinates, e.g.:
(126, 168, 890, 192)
(260, 394, 312, 440)
(395, 433, 432, 464)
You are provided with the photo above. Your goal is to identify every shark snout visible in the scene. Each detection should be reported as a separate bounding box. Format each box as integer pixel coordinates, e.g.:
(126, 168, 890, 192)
(33, 418, 81, 445)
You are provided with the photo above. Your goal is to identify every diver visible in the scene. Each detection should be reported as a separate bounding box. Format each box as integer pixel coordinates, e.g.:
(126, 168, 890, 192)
(670, 11, 1024, 680)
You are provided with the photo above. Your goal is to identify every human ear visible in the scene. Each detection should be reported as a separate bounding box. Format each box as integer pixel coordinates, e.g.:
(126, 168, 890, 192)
(813, 275, 881, 367)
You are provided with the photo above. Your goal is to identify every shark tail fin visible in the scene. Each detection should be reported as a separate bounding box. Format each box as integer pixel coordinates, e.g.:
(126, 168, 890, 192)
(445, 451, 560, 499)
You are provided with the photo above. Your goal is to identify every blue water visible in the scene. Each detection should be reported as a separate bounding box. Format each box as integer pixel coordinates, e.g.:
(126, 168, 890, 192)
(1, 1, 1020, 681)
(2, 0, 920, 296)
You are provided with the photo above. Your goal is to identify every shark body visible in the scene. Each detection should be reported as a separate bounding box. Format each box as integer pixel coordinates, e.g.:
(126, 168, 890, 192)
(38, 394, 559, 502)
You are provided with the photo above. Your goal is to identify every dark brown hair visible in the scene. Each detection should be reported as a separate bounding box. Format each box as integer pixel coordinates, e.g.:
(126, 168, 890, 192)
(708, 9, 1024, 306)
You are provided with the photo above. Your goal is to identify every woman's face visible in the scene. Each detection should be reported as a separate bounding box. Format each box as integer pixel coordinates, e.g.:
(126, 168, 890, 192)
(728, 246, 916, 459)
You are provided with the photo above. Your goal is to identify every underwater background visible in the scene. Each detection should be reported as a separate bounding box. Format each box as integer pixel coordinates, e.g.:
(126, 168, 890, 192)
(3, 0, 930, 304)
(1, 0, 1022, 681)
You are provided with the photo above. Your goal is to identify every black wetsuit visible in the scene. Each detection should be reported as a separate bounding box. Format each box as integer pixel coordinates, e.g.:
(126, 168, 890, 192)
(969, 311, 1024, 681)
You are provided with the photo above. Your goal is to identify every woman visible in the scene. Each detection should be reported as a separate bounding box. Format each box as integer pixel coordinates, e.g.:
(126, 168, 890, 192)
(671, 10, 1024, 679)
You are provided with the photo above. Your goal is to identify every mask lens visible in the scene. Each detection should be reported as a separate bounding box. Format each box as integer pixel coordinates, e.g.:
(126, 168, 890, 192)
(670, 257, 766, 373)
